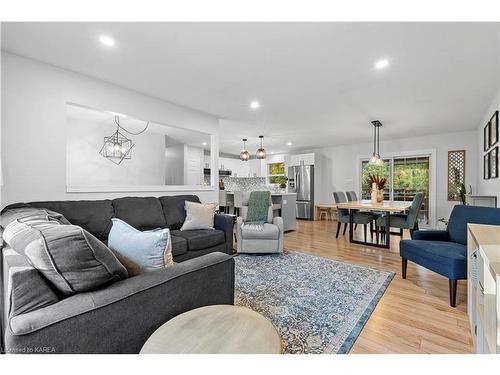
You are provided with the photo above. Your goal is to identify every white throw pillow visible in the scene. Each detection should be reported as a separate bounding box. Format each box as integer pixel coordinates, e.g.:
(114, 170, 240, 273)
(180, 201, 216, 231)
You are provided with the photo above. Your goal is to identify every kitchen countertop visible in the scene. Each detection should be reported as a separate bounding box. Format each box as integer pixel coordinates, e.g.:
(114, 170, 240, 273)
(223, 191, 296, 196)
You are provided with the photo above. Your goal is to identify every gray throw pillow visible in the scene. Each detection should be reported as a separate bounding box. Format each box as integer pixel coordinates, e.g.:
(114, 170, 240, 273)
(3, 217, 128, 296)
(1, 207, 71, 229)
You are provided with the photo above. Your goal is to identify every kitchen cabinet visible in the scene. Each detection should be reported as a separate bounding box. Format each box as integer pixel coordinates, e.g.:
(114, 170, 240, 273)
(288, 153, 315, 166)
(248, 159, 266, 178)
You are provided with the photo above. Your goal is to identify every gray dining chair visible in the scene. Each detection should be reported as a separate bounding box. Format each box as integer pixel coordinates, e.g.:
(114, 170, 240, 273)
(346, 191, 358, 201)
(333, 192, 377, 241)
(376, 192, 424, 240)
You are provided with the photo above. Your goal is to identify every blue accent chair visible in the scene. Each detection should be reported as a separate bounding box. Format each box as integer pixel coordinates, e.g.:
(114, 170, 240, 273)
(400, 204, 500, 307)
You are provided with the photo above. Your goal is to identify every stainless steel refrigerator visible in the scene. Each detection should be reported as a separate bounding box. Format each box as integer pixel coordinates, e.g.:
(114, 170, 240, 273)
(288, 164, 314, 220)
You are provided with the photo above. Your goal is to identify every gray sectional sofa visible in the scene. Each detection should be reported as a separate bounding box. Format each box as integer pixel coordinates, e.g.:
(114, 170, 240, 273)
(0, 195, 235, 354)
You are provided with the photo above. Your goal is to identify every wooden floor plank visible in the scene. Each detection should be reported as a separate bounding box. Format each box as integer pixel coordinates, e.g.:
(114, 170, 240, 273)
(283, 219, 473, 354)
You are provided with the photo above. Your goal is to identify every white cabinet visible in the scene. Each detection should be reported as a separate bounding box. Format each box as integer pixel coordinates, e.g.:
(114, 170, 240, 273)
(468, 224, 500, 354)
(288, 153, 315, 166)
(219, 157, 250, 177)
(248, 159, 266, 177)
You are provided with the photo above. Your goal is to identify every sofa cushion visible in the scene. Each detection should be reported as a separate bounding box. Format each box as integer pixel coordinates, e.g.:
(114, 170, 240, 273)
(4, 217, 128, 296)
(170, 229, 225, 251)
(1, 206, 71, 229)
(400, 239, 467, 280)
(170, 235, 188, 257)
(112, 197, 167, 231)
(29, 200, 115, 240)
(159, 195, 201, 230)
(447, 205, 500, 245)
(180, 201, 216, 231)
(241, 223, 280, 240)
(8, 265, 60, 316)
(108, 218, 173, 277)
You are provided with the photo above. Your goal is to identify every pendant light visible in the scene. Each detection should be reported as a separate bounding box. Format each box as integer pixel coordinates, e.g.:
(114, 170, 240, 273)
(256, 135, 266, 159)
(368, 120, 384, 166)
(239, 138, 250, 161)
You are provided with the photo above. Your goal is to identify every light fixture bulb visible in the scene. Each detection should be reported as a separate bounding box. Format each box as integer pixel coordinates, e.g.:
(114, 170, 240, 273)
(256, 135, 266, 159)
(375, 59, 389, 70)
(99, 35, 115, 47)
(239, 138, 250, 161)
(250, 101, 260, 110)
(113, 143, 122, 152)
(368, 154, 379, 165)
(287, 142, 293, 146)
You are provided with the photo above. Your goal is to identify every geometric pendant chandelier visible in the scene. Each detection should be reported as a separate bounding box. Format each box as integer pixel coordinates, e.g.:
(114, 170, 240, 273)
(99, 115, 148, 165)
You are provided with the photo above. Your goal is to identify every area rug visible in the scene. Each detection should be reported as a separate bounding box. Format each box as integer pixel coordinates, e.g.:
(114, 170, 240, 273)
(234, 250, 394, 354)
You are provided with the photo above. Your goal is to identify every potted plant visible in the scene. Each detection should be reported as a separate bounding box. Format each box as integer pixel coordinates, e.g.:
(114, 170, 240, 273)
(367, 174, 387, 203)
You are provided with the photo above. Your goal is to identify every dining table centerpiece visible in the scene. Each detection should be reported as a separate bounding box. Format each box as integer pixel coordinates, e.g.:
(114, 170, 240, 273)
(367, 174, 387, 203)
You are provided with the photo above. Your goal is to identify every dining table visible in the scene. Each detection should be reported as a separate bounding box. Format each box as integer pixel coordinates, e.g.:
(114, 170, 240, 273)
(335, 200, 413, 249)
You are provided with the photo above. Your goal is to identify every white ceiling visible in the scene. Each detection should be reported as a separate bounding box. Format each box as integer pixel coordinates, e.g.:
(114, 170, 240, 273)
(2, 22, 499, 154)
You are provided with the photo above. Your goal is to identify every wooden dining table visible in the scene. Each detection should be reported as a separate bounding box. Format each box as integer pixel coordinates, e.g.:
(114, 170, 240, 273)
(335, 200, 412, 249)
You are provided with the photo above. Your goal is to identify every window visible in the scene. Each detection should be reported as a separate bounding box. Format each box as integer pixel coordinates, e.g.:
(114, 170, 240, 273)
(361, 155, 431, 225)
(268, 162, 287, 185)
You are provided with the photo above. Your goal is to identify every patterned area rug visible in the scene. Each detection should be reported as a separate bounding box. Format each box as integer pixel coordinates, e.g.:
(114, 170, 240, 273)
(234, 251, 394, 354)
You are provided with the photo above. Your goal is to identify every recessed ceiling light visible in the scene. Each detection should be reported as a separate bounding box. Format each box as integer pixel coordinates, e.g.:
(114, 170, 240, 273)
(287, 142, 293, 146)
(99, 35, 115, 47)
(202, 142, 207, 146)
(375, 59, 389, 70)
(250, 101, 260, 110)
(270, 151, 275, 154)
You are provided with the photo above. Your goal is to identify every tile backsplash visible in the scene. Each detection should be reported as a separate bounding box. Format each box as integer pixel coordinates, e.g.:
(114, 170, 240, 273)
(221, 177, 267, 191)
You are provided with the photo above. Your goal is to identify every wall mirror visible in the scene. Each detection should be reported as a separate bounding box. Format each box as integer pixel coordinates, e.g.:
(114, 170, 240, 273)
(66, 103, 215, 192)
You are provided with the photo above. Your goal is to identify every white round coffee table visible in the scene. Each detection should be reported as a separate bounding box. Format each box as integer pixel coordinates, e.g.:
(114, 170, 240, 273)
(140, 305, 282, 354)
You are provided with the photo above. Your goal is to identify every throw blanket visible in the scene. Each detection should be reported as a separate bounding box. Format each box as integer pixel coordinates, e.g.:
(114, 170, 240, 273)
(244, 191, 271, 231)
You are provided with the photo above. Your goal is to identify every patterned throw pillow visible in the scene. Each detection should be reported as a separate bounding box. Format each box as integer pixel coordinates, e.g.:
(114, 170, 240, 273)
(108, 218, 173, 277)
(180, 201, 216, 231)
(3, 216, 128, 296)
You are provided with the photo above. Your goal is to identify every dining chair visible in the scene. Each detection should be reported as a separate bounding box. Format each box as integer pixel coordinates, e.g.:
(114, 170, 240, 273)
(232, 191, 246, 217)
(376, 192, 424, 240)
(218, 190, 234, 214)
(346, 191, 358, 201)
(333, 192, 377, 241)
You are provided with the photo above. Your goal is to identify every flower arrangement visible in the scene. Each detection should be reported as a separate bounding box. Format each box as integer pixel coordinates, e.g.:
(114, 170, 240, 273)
(367, 174, 387, 191)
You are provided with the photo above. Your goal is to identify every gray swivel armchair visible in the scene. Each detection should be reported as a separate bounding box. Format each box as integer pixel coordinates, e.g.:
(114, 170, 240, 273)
(236, 192, 284, 254)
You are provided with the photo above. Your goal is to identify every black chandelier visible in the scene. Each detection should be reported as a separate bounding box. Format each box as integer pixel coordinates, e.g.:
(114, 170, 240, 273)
(99, 115, 149, 165)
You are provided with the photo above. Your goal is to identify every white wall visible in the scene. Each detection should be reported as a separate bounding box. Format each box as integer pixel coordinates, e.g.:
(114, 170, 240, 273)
(67, 117, 166, 186)
(477, 88, 500, 200)
(307, 130, 478, 226)
(1, 52, 220, 207)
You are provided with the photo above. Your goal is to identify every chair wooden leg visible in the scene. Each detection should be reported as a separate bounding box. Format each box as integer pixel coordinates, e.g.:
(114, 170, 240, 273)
(402, 258, 408, 279)
(354, 224, 358, 230)
(343, 223, 348, 236)
(449, 279, 457, 307)
(364, 224, 367, 242)
(400, 228, 403, 237)
(375, 226, 379, 244)
(370, 221, 374, 240)
(336, 222, 341, 238)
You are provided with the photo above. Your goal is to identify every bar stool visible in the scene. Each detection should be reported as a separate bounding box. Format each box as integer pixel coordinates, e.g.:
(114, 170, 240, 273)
(219, 190, 234, 214)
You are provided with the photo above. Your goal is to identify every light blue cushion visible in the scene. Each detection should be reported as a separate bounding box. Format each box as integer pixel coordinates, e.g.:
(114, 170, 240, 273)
(108, 218, 172, 276)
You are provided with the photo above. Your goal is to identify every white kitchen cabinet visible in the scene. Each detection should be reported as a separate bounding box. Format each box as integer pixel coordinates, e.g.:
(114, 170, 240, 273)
(248, 159, 266, 177)
(289, 153, 315, 166)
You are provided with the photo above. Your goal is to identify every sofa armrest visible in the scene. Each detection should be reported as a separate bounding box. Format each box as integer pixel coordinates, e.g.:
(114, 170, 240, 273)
(9, 252, 234, 337)
(412, 230, 449, 241)
(273, 217, 284, 253)
(214, 213, 234, 254)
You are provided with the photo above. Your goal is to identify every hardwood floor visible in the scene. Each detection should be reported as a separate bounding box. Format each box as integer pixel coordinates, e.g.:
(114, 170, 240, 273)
(283, 219, 473, 354)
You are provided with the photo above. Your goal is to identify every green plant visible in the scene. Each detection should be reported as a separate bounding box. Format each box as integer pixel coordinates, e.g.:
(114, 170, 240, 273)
(458, 183, 467, 205)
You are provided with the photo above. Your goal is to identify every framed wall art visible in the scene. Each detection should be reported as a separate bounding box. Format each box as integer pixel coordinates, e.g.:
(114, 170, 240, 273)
(484, 153, 490, 179)
(490, 111, 499, 148)
(489, 146, 498, 179)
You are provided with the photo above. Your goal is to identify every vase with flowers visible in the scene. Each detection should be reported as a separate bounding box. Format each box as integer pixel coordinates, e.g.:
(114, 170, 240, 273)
(367, 174, 387, 203)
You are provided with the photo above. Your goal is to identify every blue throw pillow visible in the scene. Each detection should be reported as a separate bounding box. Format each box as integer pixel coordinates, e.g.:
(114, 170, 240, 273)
(108, 218, 173, 276)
